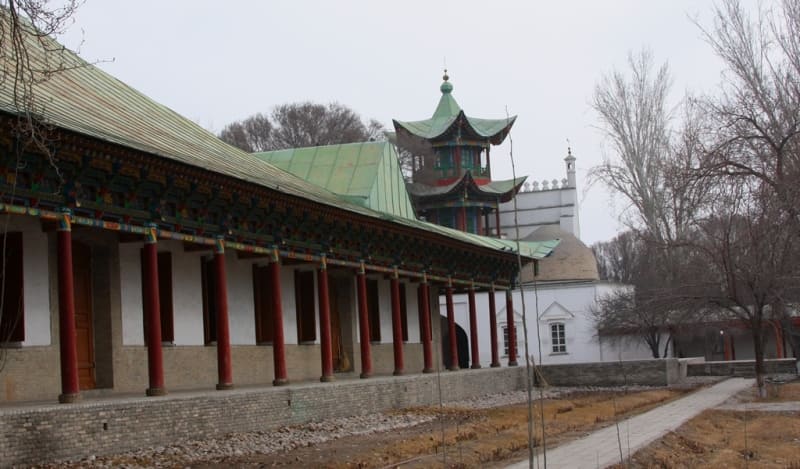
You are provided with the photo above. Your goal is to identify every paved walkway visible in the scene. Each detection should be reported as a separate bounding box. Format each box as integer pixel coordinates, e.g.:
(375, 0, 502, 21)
(507, 378, 755, 469)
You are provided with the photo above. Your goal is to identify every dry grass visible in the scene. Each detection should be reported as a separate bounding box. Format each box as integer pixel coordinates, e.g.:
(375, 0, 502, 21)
(613, 410, 800, 468)
(610, 381, 800, 469)
(318, 388, 692, 468)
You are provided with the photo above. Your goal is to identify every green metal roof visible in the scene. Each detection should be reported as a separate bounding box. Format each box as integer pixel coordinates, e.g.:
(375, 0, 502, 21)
(393, 75, 517, 142)
(254, 141, 416, 220)
(0, 20, 555, 261)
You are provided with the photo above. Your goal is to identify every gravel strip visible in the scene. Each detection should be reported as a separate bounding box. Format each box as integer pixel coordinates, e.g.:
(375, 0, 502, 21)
(37, 383, 695, 468)
(37, 412, 437, 468)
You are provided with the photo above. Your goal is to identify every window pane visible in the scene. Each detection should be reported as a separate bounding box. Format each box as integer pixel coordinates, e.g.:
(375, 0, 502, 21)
(295, 270, 316, 342)
(551, 323, 566, 353)
(201, 257, 217, 344)
(399, 283, 408, 342)
(252, 264, 274, 343)
(367, 279, 381, 342)
(157, 252, 174, 342)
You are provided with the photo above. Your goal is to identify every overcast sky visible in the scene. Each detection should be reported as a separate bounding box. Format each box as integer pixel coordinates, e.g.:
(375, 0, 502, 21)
(58, 0, 757, 245)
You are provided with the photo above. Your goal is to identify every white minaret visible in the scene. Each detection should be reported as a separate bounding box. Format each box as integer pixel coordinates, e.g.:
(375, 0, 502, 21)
(565, 147, 576, 188)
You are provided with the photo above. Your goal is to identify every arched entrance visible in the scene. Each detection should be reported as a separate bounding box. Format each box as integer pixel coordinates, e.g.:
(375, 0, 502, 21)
(440, 315, 469, 369)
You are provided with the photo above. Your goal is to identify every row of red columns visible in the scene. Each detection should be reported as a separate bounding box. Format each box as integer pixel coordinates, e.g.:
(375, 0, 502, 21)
(442, 285, 518, 371)
(54, 211, 518, 402)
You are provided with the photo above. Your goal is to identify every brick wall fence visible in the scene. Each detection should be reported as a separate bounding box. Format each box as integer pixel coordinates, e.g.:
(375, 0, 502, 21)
(537, 359, 684, 387)
(687, 358, 798, 377)
(0, 367, 525, 466)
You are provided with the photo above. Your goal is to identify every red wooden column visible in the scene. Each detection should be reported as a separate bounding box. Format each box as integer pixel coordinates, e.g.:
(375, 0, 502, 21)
(772, 321, 784, 359)
(214, 237, 234, 390)
(445, 284, 459, 371)
(356, 263, 372, 378)
(57, 209, 80, 403)
(722, 331, 733, 361)
(495, 200, 501, 238)
(506, 289, 518, 366)
(418, 277, 433, 373)
(468, 285, 481, 369)
(143, 223, 166, 396)
(317, 257, 334, 382)
(488, 285, 500, 367)
(390, 269, 404, 375)
(270, 250, 288, 385)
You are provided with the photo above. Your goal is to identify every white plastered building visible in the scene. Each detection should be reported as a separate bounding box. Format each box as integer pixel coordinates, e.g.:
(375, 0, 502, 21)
(447, 151, 650, 366)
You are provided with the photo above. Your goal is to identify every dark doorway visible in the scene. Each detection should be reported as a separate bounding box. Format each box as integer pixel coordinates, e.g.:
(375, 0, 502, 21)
(440, 315, 469, 369)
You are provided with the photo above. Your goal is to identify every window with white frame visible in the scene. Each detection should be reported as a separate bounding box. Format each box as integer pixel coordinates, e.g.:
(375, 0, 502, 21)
(551, 322, 566, 353)
(502, 324, 517, 356)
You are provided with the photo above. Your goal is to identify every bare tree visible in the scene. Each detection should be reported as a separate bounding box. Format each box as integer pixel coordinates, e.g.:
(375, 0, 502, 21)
(592, 231, 643, 284)
(591, 2, 800, 395)
(592, 288, 673, 359)
(0, 1, 83, 370)
(590, 50, 675, 242)
(219, 102, 385, 152)
(393, 132, 435, 181)
(685, 0, 800, 396)
(1, 1, 83, 152)
(696, 0, 800, 224)
(592, 231, 702, 358)
(217, 113, 272, 153)
(590, 50, 712, 359)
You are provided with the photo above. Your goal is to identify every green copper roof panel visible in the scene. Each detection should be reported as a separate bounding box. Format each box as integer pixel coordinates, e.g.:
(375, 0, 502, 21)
(432, 90, 462, 120)
(255, 142, 416, 220)
(484, 177, 527, 195)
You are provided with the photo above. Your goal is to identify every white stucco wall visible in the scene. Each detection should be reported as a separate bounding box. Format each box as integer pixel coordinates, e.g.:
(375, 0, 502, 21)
(120, 240, 209, 346)
(7, 216, 51, 346)
(447, 281, 649, 367)
(353, 276, 421, 344)
(119, 244, 421, 348)
(404, 283, 421, 343)
(493, 187, 579, 239)
(226, 253, 257, 345)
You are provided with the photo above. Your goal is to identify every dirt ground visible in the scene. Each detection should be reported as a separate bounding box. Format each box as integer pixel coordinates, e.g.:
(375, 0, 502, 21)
(197, 387, 695, 468)
(609, 381, 800, 469)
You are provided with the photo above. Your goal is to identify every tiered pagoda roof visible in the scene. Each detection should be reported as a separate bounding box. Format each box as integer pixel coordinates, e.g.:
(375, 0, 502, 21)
(393, 74, 516, 144)
(407, 172, 527, 204)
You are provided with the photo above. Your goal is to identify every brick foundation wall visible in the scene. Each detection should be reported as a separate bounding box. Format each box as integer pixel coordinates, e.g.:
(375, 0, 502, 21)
(1, 341, 430, 402)
(537, 359, 683, 387)
(0, 366, 526, 466)
(687, 358, 798, 377)
(0, 347, 60, 402)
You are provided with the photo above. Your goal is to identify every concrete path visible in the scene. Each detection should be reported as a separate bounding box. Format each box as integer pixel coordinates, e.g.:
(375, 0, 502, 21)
(506, 378, 755, 469)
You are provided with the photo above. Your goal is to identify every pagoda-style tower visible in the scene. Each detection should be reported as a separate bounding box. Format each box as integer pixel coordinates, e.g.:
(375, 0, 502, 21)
(393, 72, 525, 236)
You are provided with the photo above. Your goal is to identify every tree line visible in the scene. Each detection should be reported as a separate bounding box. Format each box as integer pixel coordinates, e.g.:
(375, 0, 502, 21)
(218, 102, 385, 153)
